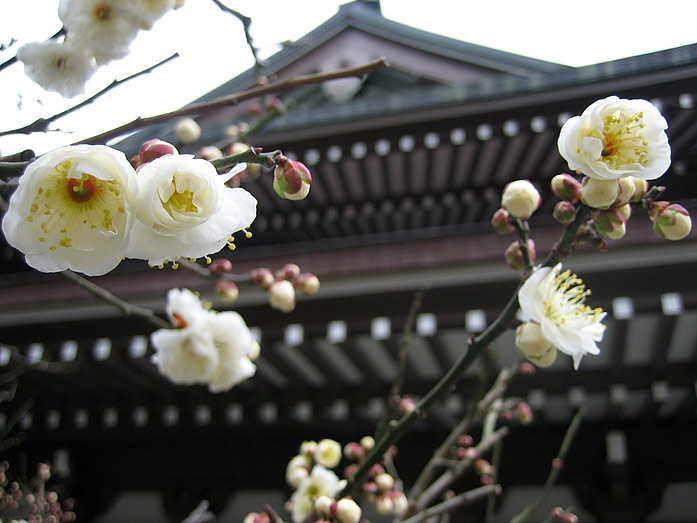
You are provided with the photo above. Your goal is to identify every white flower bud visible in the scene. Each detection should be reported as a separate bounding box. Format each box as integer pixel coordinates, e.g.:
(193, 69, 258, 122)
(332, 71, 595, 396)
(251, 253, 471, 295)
(515, 322, 552, 358)
(314, 495, 334, 516)
(614, 177, 636, 206)
(580, 177, 619, 209)
(315, 439, 342, 468)
(175, 118, 202, 144)
(360, 436, 375, 451)
(375, 494, 394, 514)
(269, 280, 296, 313)
(375, 473, 395, 491)
(198, 145, 223, 161)
(501, 180, 541, 219)
(335, 497, 362, 523)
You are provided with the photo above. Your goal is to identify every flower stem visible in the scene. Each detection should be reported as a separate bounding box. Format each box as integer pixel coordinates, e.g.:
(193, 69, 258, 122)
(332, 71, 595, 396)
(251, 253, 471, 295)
(209, 148, 282, 173)
(401, 484, 501, 523)
(543, 204, 591, 267)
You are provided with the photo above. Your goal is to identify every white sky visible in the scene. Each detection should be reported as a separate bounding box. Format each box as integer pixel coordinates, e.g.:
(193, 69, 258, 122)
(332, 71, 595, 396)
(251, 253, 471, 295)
(1, 0, 697, 155)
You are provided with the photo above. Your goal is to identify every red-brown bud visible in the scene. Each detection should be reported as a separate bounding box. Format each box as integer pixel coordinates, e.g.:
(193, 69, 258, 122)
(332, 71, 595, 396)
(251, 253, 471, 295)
(491, 208, 515, 234)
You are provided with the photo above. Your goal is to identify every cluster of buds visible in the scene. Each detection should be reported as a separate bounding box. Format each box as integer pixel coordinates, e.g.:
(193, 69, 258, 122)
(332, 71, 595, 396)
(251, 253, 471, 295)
(248, 97, 285, 116)
(647, 200, 692, 241)
(130, 138, 178, 170)
(361, 464, 408, 516)
(550, 506, 580, 523)
(473, 457, 497, 486)
(0, 462, 76, 522)
(312, 495, 362, 523)
(251, 264, 320, 313)
(286, 439, 343, 489)
(342, 437, 407, 516)
(243, 512, 271, 523)
(273, 156, 313, 201)
(499, 400, 534, 425)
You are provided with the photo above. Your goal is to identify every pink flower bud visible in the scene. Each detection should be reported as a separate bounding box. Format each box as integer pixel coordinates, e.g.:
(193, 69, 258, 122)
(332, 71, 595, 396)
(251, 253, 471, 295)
(250, 267, 274, 289)
(248, 102, 263, 115)
(465, 447, 479, 460)
(210, 258, 232, 275)
(198, 145, 223, 161)
(550, 507, 565, 520)
(369, 464, 385, 478)
(268, 279, 296, 312)
(501, 179, 542, 219)
(363, 481, 378, 494)
(581, 177, 619, 210)
(593, 209, 627, 240)
(550, 173, 582, 203)
(457, 434, 474, 447)
(398, 396, 416, 414)
(273, 158, 312, 200)
(266, 97, 284, 111)
(552, 458, 564, 470)
(343, 463, 359, 478)
(491, 208, 515, 234)
(276, 263, 301, 281)
(650, 202, 692, 241)
(474, 458, 490, 475)
(134, 139, 178, 168)
(563, 513, 579, 523)
(518, 362, 536, 375)
(505, 239, 536, 271)
(553, 201, 577, 226)
(296, 273, 320, 295)
(343, 442, 365, 460)
(515, 402, 534, 424)
(215, 279, 239, 304)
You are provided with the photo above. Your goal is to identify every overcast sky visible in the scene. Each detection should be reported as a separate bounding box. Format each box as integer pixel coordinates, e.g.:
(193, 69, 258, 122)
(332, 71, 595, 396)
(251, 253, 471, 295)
(2, 0, 697, 155)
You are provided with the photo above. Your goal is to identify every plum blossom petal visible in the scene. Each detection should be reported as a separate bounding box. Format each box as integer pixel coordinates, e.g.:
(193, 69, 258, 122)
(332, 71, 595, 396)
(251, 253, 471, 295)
(290, 465, 341, 523)
(126, 155, 256, 266)
(558, 96, 670, 181)
(17, 41, 96, 98)
(1, 145, 138, 276)
(518, 264, 606, 369)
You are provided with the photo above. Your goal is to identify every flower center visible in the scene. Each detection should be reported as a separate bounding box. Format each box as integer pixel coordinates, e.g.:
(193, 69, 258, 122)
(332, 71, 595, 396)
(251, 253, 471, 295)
(165, 190, 198, 215)
(543, 269, 604, 327)
(27, 160, 125, 251)
(94, 4, 113, 20)
(599, 110, 649, 168)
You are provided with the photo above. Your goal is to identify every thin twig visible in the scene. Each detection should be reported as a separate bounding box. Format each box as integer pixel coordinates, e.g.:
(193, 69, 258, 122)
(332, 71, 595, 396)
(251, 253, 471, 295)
(510, 407, 585, 523)
(76, 58, 389, 145)
(177, 258, 250, 283)
(0, 53, 179, 138)
(401, 484, 501, 523)
(374, 286, 428, 442)
(513, 218, 534, 274)
(180, 500, 214, 523)
(209, 0, 264, 74)
(209, 147, 282, 173)
(61, 270, 170, 329)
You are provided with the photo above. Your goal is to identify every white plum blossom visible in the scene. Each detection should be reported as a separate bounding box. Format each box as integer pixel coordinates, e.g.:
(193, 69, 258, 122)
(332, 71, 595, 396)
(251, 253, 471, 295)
(125, 155, 257, 266)
(58, 0, 142, 64)
(1, 145, 138, 276)
(206, 311, 259, 393)
(151, 325, 219, 385)
(518, 264, 606, 369)
(558, 96, 671, 181)
(16, 41, 97, 98)
(151, 288, 260, 392)
(123, 0, 178, 30)
(290, 465, 342, 523)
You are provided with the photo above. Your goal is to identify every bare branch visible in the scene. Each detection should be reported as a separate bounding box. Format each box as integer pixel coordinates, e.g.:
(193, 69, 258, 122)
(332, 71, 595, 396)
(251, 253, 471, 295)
(61, 270, 170, 329)
(209, 0, 264, 74)
(0, 53, 179, 138)
(76, 58, 390, 145)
